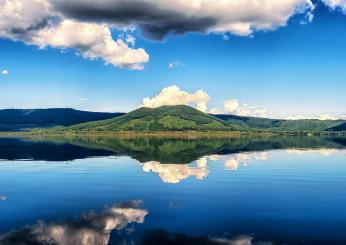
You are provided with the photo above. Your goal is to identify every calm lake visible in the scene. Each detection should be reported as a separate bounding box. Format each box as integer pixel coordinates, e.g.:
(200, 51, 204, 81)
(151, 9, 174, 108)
(0, 136, 346, 245)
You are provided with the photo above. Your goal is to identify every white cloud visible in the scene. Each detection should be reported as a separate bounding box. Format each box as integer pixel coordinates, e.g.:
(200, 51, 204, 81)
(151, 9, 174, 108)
(286, 115, 308, 120)
(317, 114, 338, 120)
(53, 0, 315, 39)
(0, 0, 320, 69)
(286, 114, 342, 120)
(209, 108, 223, 114)
(210, 99, 269, 117)
(141, 85, 209, 112)
(0, 0, 149, 70)
(168, 61, 185, 69)
(224, 99, 239, 113)
(322, 0, 346, 11)
(77, 97, 88, 102)
(1, 70, 8, 75)
(2, 0, 344, 71)
(125, 34, 136, 47)
(142, 86, 269, 116)
(33, 20, 149, 70)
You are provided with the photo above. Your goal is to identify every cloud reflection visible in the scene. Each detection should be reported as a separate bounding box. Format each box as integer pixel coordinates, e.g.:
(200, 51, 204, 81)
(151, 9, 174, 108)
(141, 231, 273, 245)
(0, 200, 148, 245)
(142, 159, 209, 184)
(223, 152, 269, 171)
(140, 148, 346, 183)
(141, 151, 270, 183)
(286, 148, 342, 156)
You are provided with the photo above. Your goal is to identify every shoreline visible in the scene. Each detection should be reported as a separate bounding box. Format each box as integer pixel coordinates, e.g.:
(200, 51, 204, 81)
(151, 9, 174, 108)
(0, 130, 345, 138)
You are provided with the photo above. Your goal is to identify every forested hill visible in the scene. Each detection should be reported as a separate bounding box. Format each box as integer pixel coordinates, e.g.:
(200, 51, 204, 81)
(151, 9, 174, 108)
(62, 105, 245, 132)
(213, 114, 345, 132)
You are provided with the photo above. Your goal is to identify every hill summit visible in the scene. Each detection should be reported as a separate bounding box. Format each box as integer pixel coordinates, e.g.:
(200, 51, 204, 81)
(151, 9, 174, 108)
(66, 105, 244, 132)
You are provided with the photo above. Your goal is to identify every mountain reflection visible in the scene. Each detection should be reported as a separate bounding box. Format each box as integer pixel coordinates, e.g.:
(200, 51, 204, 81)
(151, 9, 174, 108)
(1, 136, 346, 163)
(0, 200, 148, 245)
(2, 136, 346, 184)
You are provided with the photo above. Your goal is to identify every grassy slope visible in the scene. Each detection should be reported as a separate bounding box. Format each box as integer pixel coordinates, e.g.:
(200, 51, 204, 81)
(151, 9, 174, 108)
(63, 105, 245, 132)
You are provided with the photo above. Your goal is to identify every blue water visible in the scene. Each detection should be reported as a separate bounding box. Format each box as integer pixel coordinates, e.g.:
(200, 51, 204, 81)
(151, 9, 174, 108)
(0, 137, 346, 244)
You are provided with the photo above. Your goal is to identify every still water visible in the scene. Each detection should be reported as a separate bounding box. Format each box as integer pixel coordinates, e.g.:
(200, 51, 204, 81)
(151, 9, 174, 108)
(0, 136, 346, 245)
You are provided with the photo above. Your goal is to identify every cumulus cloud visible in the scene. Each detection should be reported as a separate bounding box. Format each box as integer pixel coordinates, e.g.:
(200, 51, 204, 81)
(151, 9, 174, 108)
(33, 19, 149, 70)
(77, 97, 89, 102)
(209, 108, 223, 114)
(168, 61, 185, 69)
(210, 99, 269, 118)
(224, 100, 239, 113)
(0, 0, 149, 70)
(53, 0, 315, 39)
(0, 200, 148, 245)
(317, 114, 338, 120)
(2, 0, 343, 69)
(322, 0, 346, 11)
(125, 34, 136, 46)
(141, 85, 209, 112)
(286, 114, 341, 120)
(2, 0, 344, 70)
(1, 70, 8, 75)
(141, 86, 269, 116)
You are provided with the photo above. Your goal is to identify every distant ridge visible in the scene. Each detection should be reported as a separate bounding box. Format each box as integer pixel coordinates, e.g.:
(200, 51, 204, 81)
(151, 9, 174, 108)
(213, 114, 345, 132)
(327, 122, 346, 132)
(0, 108, 124, 131)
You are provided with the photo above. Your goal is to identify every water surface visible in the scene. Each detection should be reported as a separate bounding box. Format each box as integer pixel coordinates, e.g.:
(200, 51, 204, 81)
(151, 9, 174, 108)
(0, 136, 346, 244)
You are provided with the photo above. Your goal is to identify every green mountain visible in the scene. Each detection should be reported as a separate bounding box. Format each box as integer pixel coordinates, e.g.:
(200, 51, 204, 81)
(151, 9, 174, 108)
(62, 105, 244, 132)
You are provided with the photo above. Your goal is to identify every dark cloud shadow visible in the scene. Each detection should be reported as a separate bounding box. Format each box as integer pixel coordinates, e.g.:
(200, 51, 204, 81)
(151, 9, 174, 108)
(54, 0, 217, 40)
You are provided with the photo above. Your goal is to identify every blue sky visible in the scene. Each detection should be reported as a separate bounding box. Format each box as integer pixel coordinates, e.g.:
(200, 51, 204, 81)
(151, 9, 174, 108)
(0, 0, 346, 119)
